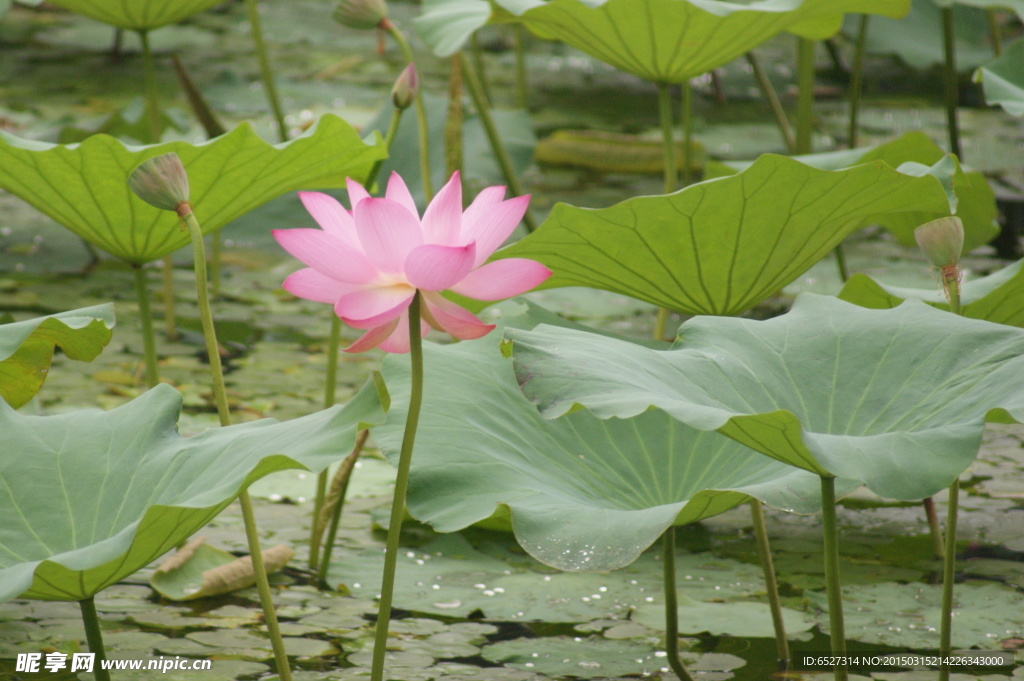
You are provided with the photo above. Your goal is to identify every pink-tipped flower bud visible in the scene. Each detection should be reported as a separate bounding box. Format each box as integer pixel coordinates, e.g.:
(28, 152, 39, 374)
(129, 152, 190, 212)
(391, 64, 418, 110)
(914, 216, 964, 268)
(333, 0, 388, 30)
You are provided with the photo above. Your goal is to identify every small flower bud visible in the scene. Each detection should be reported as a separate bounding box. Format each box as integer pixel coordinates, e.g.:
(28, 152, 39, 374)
(391, 64, 418, 110)
(333, 0, 387, 30)
(129, 153, 190, 212)
(914, 216, 964, 268)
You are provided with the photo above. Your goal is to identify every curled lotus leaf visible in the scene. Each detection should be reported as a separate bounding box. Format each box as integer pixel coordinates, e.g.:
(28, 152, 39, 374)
(500, 154, 972, 316)
(416, 0, 909, 78)
(373, 302, 847, 572)
(0, 380, 385, 602)
(46, 0, 225, 31)
(975, 37, 1024, 116)
(0, 115, 386, 264)
(0, 304, 114, 409)
(508, 294, 1024, 501)
(838, 258, 1024, 328)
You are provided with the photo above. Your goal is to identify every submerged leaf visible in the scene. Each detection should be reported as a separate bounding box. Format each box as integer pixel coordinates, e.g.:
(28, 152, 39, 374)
(374, 302, 843, 572)
(0, 115, 386, 264)
(0, 379, 386, 602)
(500, 155, 971, 316)
(0, 304, 114, 409)
(509, 294, 1024, 500)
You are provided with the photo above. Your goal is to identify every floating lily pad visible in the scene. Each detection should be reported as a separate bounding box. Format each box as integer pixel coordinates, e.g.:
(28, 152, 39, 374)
(0, 304, 114, 408)
(480, 636, 661, 678)
(0, 379, 385, 602)
(45, 0, 225, 31)
(416, 0, 909, 80)
(0, 115, 386, 264)
(705, 132, 999, 255)
(633, 599, 814, 639)
(374, 303, 837, 572)
(838, 258, 1024, 327)
(500, 155, 970, 316)
(975, 37, 1024, 116)
(509, 294, 1024, 500)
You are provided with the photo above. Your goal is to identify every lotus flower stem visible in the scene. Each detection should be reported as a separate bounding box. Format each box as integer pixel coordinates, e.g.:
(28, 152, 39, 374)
(246, 0, 289, 143)
(661, 527, 696, 681)
(749, 499, 790, 670)
(746, 51, 795, 154)
(938, 269, 962, 681)
(462, 53, 537, 231)
(370, 291, 425, 681)
(384, 25, 433, 200)
(181, 206, 294, 681)
(681, 80, 693, 186)
(131, 264, 160, 387)
(941, 8, 962, 159)
(820, 475, 847, 681)
(514, 26, 528, 109)
(657, 83, 678, 195)
(795, 38, 814, 155)
(987, 9, 1003, 56)
(309, 314, 343, 571)
(317, 429, 369, 583)
(78, 597, 112, 681)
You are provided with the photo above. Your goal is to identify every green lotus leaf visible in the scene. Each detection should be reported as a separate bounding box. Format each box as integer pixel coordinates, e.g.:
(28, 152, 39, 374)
(705, 132, 998, 254)
(508, 294, 1024, 500)
(0, 379, 386, 602)
(499, 154, 970, 316)
(46, 0, 225, 31)
(0, 115, 386, 264)
(0, 304, 114, 409)
(838, 257, 1024, 327)
(373, 302, 842, 572)
(416, 0, 909, 78)
(975, 37, 1024, 116)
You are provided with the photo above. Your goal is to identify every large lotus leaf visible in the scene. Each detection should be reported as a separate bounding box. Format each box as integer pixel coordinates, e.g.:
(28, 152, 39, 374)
(373, 302, 837, 572)
(45, 0, 224, 30)
(0, 304, 114, 409)
(499, 154, 969, 316)
(508, 293, 1024, 501)
(841, 0, 996, 71)
(416, 0, 909, 75)
(0, 380, 386, 602)
(705, 132, 998, 254)
(0, 115, 386, 264)
(839, 258, 1024, 328)
(975, 37, 1024, 116)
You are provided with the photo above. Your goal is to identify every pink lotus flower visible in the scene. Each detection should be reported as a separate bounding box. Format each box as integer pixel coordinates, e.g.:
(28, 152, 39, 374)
(273, 172, 552, 353)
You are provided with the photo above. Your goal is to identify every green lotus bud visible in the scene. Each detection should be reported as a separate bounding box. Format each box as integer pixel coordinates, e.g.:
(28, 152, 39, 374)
(914, 216, 964, 268)
(333, 0, 387, 30)
(391, 64, 418, 110)
(129, 153, 190, 213)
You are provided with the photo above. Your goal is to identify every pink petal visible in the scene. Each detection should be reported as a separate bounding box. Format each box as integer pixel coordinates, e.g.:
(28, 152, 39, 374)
(422, 291, 495, 340)
(346, 177, 371, 210)
(405, 243, 477, 291)
(385, 172, 419, 217)
(449, 258, 552, 300)
(282, 268, 361, 303)
(463, 194, 530, 266)
(344, 317, 400, 353)
(353, 197, 424, 274)
(421, 171, 463, 246)
(298, 192, 360, 248)
(378, 312, 431, 354)
(335, 286, 415, 329)
(273, 228, 378, 284)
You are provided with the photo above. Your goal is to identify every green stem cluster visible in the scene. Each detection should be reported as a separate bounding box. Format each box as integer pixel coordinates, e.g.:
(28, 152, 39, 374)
(182, 207, 293, 681)
(370, 292, 425, 681)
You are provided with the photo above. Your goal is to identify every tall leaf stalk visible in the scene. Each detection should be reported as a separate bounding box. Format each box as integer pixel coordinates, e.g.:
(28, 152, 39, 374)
(820, 475, 847, 681)
(661, 528, 696, 681)
(370, 292, 426, 681)
(246, 0, 289, 143)
(79, 597, 112, 681)
(384, 24, 433, 201)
